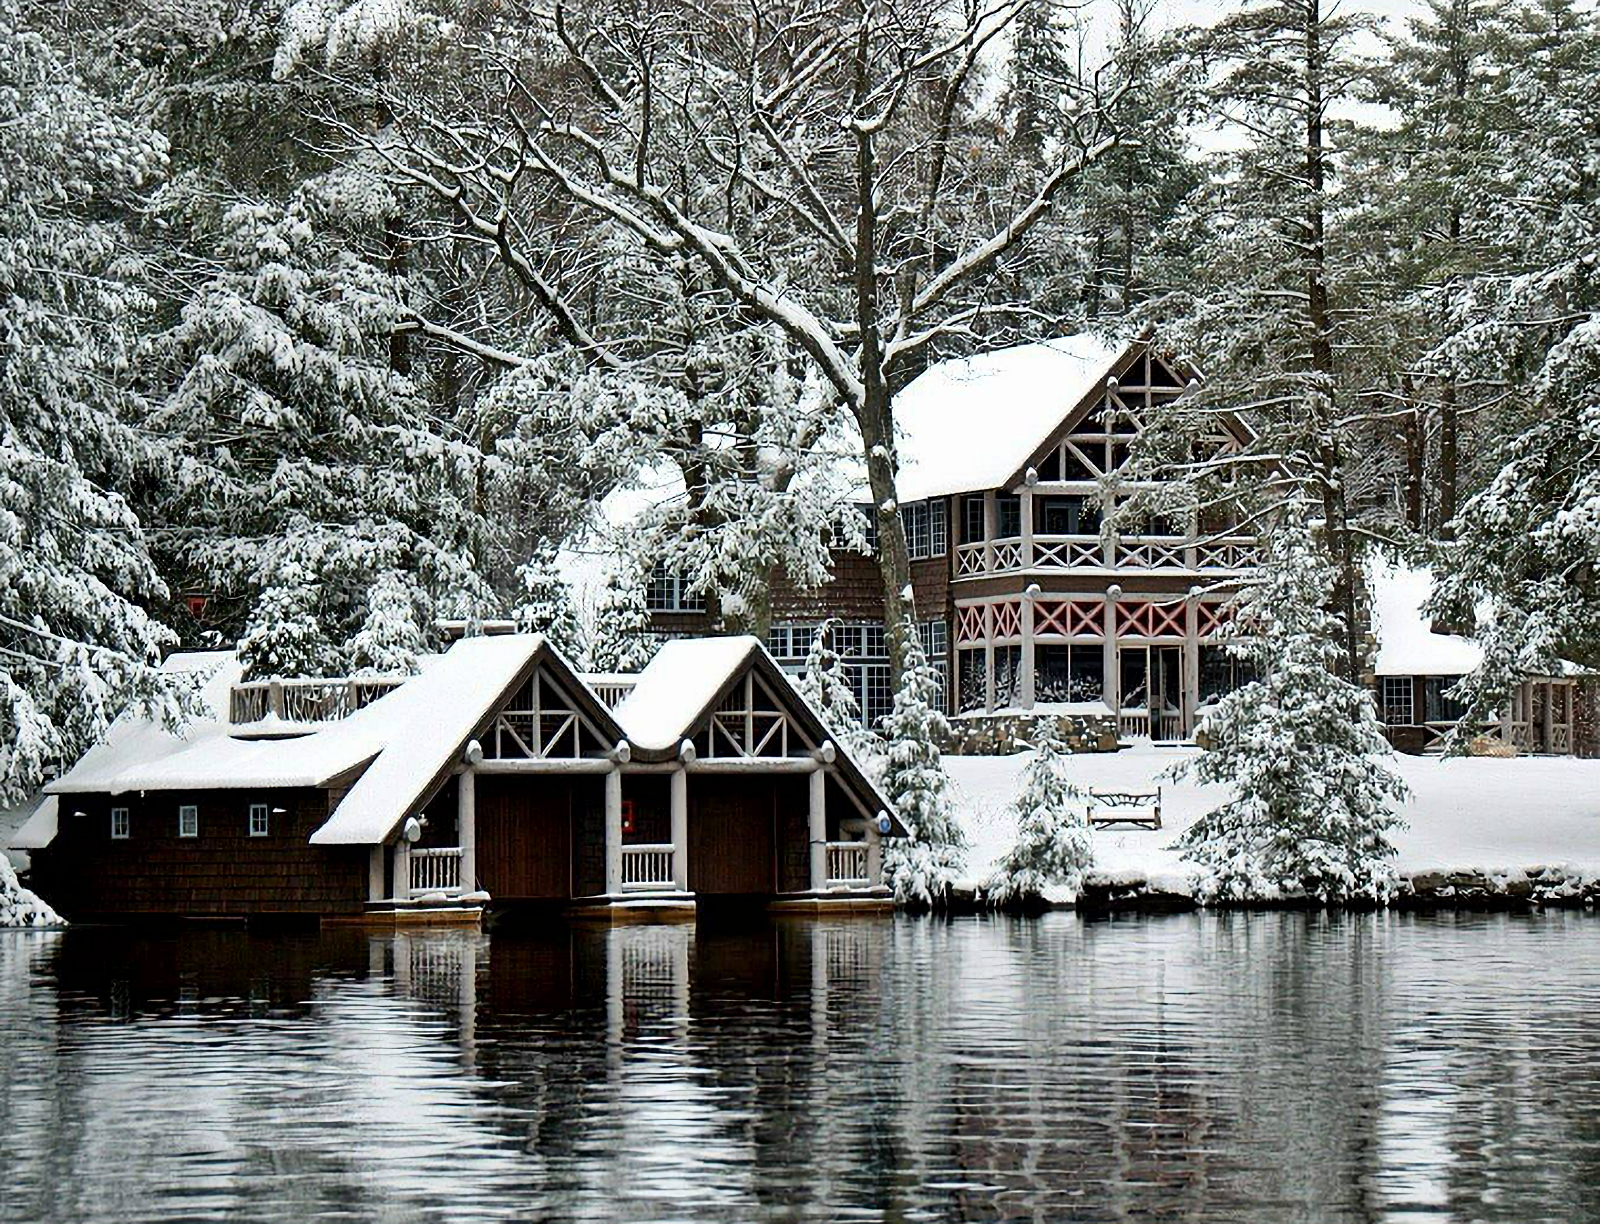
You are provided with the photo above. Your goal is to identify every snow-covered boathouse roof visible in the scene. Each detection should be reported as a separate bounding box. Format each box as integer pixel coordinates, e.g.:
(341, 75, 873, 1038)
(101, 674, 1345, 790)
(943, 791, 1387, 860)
(1370, 560, 1484, 677)
(891, 333, 1124, 502)
(615, 636, 905, 835)
(16, 634, 903, 851)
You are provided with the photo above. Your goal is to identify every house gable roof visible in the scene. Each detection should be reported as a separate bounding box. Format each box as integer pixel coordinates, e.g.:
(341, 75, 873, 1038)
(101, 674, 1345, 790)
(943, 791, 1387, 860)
(890, 334, 1126, 502)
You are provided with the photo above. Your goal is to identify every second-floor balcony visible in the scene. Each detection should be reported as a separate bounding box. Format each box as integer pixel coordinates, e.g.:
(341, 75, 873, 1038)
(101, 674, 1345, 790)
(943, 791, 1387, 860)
(954, 534, 1259, 578)
(229, 675, 406, 725)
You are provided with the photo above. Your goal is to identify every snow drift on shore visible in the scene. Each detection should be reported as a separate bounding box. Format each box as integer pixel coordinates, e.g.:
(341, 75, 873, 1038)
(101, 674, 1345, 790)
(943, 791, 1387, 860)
(0, 855, 62, 928)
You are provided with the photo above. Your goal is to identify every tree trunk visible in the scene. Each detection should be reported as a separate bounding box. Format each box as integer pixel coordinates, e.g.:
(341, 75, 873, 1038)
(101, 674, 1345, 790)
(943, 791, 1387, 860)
(1438, 380, 1459, 536)
(1402, 386, 1425, 532)
(1304, 0, 1363, 682)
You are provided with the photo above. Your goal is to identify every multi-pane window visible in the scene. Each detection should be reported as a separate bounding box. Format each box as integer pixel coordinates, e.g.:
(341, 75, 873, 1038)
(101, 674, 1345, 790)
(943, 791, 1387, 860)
(1380, 677, 1414, 725)
(1035, 644, 1105, 704)
(918, 620, 949, 710)
(995, 495, 1022, 540)
(1424, 677, 1466, 724)
(956, 648, 986, 713)
(962, 495, 986, 544)
(249, 803, 270, 838)
(858, 505, 879, 551)
(645, 565, 706, 613)
(178, 805, 198, 838)
(110, 807, 129, 840)
(901, 500, 949, 560)
(1199, 646, 1255, 707)
(993, 644, 1024, 708)
(1035, 494, 1102, 536)
(768, 621, 893, 728)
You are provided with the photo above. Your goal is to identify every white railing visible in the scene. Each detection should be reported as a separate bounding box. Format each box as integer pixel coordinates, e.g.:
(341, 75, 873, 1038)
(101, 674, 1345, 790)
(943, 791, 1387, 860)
(230, 676, 404, 724)
(825, 841, 870, 886)
(955, 542, 986, 577)
(409, 847, 463, 895)
(991, 539, 1025, 571)
(621, 844, 676, 890)
(1032, 535, 1103, 569)
(1115, 537, 1189, 569)
(1118, 710, 1184, 741)
(1195, 538, 1260, 570)
(584, 675, 638, 708)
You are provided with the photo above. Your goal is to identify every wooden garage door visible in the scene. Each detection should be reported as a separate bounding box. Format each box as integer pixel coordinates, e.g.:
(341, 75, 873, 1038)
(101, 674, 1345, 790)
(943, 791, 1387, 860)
(476, 777, 571, 900)
(689, 777, 776, 895)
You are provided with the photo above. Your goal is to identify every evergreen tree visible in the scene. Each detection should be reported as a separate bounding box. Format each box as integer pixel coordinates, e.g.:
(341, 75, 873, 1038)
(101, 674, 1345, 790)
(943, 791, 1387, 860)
(0, 1, 187, 804)
(984, 718, 1092, 908)
(236, 565, 334, 679)
(349, 570, 427, 674)
(1174, 514, 1408, 904)
(879, 620, 966, 908)
(586, 562, 656, 674)
(1423, 0, 1600, 723)
(797, 620, 882, 766)
(511, 546, 584, 658)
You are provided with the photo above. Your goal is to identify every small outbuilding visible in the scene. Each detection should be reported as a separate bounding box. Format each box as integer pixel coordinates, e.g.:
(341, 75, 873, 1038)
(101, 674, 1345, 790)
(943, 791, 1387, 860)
(13, 636, 903, 923)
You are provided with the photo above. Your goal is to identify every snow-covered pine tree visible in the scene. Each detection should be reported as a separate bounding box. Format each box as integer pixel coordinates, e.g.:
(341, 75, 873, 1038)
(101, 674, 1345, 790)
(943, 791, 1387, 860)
(879, 619, 967, 909)
(586, 562, 656, 674)
(984, 718, 1092, 909)
(511, 546, 585, 659)
(1175, 514, 1408, 904)
(0, 1, 189, 805)
(349, 571, 427, 675)
(1422, 0, 1600, 724)
(236, 565, 335, 680)
(797, 620, 882, 767)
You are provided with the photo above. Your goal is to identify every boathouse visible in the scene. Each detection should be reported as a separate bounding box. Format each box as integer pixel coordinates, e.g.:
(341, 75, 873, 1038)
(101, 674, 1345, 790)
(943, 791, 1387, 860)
(12, 635, 903, 922)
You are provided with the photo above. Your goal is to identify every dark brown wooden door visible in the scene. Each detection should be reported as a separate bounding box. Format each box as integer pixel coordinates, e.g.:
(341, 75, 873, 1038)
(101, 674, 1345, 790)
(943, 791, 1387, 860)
(689, 777, 776, 895)
(476, 777, 571, 899)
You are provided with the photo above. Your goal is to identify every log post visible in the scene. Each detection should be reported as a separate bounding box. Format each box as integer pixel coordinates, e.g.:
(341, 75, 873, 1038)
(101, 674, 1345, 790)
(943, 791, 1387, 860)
(392, 838, 410, 902)
(458, 767, 476, 893)
(604, 765, 623, 896)
(670, 764, 688, 891)
(809, 763, 827, 891)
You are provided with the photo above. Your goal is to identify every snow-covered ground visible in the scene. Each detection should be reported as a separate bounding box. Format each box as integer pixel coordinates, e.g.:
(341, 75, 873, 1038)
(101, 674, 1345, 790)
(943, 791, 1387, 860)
(949, 742, 1600, 886)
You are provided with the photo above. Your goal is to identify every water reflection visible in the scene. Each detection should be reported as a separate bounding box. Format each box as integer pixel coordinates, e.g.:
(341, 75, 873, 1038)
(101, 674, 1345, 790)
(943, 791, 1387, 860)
(2, 911, 1598, 1223)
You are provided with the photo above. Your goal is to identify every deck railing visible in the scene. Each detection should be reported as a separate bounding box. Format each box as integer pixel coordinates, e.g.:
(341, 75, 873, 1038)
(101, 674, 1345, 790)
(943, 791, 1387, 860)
(588, 678, 639, 709)
(951, 534, 1259, 577)
(409, 847, 464, 896)
(230, 676, 405, 724)
(621, 844, 676, 890)
(825, 841, 870, 886)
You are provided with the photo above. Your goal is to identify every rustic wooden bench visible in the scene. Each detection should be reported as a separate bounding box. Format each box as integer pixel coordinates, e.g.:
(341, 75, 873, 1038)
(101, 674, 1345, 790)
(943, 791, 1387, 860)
(1087, 787, 1162, 830)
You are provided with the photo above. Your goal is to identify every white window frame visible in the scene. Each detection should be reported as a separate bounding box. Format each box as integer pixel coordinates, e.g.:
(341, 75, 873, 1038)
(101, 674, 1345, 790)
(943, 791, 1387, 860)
(1381, 676, 1413, 725)
(248, 803, 270, 838)
(110, 807, 129, 840)
(178, 804, 198, 838)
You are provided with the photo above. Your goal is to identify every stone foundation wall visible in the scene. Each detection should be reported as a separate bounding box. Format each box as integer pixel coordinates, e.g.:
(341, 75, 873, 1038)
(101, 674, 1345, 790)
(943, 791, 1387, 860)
(943, 712, 1121, 757)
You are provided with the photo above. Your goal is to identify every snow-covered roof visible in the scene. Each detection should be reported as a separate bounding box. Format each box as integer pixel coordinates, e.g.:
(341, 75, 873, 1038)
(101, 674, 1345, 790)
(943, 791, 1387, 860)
(45, 650, 398, 795)
(10, 795, 58, 851)
(311, 635, 566, 845)
(891, 334, 1126, 501)
(1371, 560, 1483, 677)
(614, 636, 764, 753)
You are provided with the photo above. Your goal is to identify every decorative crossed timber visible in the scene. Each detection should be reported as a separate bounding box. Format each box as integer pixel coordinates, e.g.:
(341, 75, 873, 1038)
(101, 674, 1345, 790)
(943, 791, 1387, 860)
(991, 540, 1025, 572)
(955, 543, 986, 576)
(992, 600, 1023, 639)
(1032, 537, 1102, 569)
(489, 668, 600, 759)
(1117, 539, 1188, 569)
(955, 604, 986, 644)
(1034, 599, 1103, 637)
(703, 672, 800, 758)
(1195, 602, 1235, 639)
(1116, 600, 1186, 638)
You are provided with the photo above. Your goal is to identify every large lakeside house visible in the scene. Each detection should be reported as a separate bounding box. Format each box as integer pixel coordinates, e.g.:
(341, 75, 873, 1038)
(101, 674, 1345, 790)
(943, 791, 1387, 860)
(11, 636, 904, 923)
(640, 334, 1597, 757)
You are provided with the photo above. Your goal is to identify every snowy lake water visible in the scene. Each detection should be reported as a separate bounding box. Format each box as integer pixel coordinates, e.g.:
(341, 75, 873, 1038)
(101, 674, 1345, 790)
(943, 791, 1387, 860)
(2, 910, 1598, 1224)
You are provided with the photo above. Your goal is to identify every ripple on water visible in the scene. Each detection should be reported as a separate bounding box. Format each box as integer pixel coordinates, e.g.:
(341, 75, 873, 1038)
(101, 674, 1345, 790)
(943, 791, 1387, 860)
(1, 912, 1599, 1224)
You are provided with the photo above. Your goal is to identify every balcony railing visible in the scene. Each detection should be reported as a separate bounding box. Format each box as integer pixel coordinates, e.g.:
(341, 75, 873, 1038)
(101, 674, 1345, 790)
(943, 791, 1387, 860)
(409, 847, 464, 896)
(230, 676, 405, 724)
(585, 676, 639, 709)
(951, 534, 1258, 578)
(621, 844, 676, 890)
(825, 841, 870, 886)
